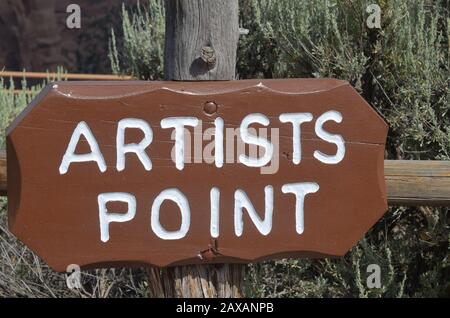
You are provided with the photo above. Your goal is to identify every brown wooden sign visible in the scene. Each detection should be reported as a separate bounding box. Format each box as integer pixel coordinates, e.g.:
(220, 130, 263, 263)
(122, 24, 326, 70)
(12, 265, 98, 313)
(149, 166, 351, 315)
(7, 79, 388, 272)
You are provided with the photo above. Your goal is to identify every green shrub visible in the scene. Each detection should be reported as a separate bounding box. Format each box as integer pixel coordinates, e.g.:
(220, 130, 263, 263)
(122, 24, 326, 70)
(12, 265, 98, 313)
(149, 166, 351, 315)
(109, 1, 165, 80)
(0, 79, 39, 147)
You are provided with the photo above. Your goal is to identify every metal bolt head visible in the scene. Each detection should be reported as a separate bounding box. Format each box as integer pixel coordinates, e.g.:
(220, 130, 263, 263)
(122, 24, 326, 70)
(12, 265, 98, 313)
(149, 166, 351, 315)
(203, 101, 218, 115)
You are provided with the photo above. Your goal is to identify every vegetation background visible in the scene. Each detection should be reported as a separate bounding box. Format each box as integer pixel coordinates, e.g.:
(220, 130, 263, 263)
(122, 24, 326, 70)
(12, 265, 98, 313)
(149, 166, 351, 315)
(0, 0, 448, 297)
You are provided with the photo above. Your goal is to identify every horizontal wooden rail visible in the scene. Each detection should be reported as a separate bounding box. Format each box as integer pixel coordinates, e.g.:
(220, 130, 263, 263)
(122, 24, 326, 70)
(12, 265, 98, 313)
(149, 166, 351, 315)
(0, 71, 134, 81)
(0, 89, 35, 95)
(0, 150, 448, 205)
(384, 160, 450, 206)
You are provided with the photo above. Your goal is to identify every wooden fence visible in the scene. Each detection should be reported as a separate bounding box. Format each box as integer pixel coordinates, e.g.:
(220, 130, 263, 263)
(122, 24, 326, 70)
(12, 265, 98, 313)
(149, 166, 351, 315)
(0, 71, 135, 94)
(0, 71, 134, 81)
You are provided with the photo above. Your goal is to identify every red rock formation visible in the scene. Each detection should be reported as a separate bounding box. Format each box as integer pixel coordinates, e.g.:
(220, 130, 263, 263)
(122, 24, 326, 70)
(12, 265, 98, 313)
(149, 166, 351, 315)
(0, 0, 138, 73)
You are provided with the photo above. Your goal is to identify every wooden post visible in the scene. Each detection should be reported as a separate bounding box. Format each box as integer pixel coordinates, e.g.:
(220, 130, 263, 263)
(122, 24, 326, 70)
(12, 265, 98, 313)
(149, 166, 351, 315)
(145, 0, 243, 297)
(164, 0, 239, 81)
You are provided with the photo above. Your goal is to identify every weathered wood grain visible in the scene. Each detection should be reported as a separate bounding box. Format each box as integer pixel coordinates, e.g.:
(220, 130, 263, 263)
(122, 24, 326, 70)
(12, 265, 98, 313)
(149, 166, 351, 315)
(162, 0, 241, 298)
(1, 154, 448, 205)
(384, 160, 450, 206)
(164, 0, 239, 80)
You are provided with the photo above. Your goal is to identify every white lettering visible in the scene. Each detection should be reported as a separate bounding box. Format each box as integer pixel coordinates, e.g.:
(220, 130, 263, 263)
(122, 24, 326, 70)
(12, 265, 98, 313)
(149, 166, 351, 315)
(116, 118, 153, 171)
(234, 185, 274, 236)
(314, 111, 345, 164)
(98, 192, 136, 242)
(59, 121, 106, 174)
(281, 182, 319, 235)
(239, 113, 273, 167)
(210, 187, 220, 238)
(279, 112, 313, 164)
(151, 188, 191, 240)
(161, 117, 199, 170)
